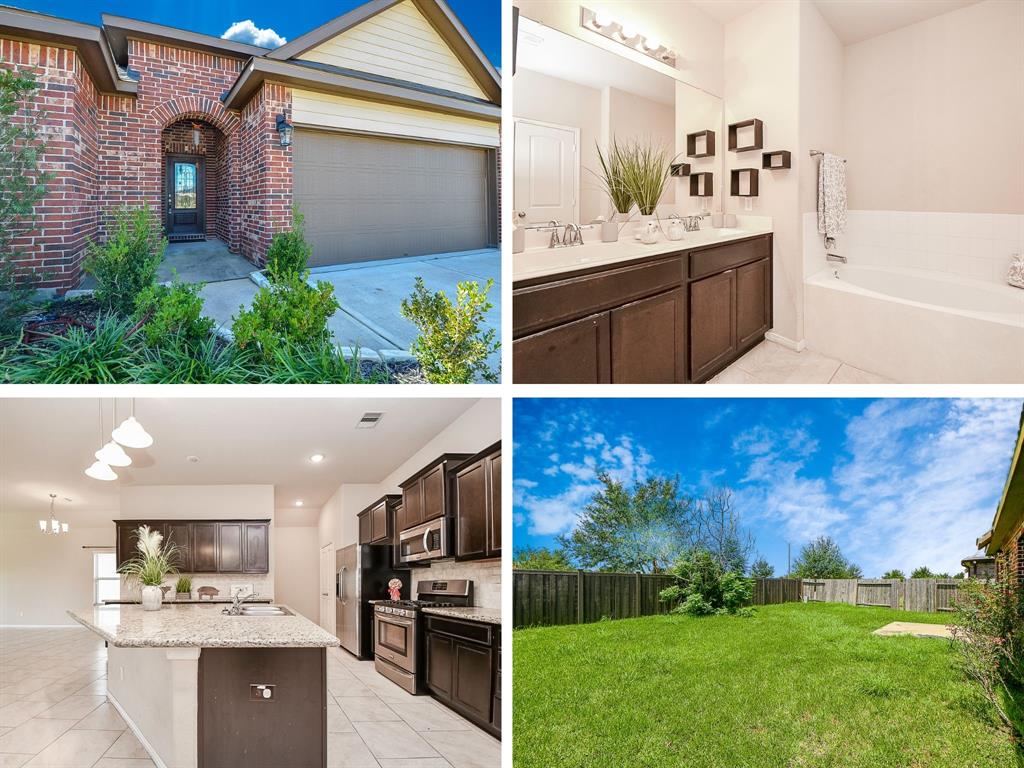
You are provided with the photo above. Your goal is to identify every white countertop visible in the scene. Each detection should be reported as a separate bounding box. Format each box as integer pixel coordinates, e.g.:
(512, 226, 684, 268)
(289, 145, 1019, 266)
(421, 606, 501, 625)
(513, 222, 773, 283)
(69, 603, 341, 648)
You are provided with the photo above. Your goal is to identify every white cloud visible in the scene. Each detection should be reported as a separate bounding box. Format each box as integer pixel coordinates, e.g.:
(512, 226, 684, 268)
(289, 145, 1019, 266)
(221, 20, 287, 49)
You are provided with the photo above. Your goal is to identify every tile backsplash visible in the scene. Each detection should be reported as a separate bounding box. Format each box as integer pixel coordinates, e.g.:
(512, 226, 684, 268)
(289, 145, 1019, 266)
(803, 210, 1024, 282)
(413, 559, 501, 611)
(120, 573, 273, 600)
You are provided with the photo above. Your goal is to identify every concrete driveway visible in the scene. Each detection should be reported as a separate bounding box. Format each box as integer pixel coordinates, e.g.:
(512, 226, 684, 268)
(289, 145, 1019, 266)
(200, 248, 500, 367)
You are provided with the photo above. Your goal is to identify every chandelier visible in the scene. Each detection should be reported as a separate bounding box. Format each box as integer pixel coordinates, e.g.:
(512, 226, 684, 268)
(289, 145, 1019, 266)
(39, 493, 69, 535)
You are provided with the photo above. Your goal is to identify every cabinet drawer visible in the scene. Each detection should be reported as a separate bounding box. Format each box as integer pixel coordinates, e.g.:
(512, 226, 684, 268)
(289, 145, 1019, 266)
(689, 236, 770, 280)
(514, 257, 683, 336)
(426, 616, 493, 646)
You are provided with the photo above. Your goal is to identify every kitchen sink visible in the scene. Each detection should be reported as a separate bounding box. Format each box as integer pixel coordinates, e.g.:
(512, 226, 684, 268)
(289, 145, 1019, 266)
(226, 605, 293, 616)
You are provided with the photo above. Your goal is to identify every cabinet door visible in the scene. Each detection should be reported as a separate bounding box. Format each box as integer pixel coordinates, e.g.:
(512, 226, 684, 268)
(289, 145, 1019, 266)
(487, 451, 501, 558)
(455, 458, 487, 560)
(610, 288, 685, 383)
(218, 523, 243, 572)
(243, 522, 269, 574)
(453, 641, 494, 723)
(491, 648, 501, 732)
(689, 270, 736, 382)
(116, 523, 140, 569)
(513, 312, 611, 384)
(165, 523, 192, 573)
(425, 632, 454, 700)
(736, 258, 771, 349)
(402, 483, 423, 529)
(420, 465, 446, 524)
(370, 501, 389, 544)
(357, 511, 371, 545)
(192, 523, 219, 573)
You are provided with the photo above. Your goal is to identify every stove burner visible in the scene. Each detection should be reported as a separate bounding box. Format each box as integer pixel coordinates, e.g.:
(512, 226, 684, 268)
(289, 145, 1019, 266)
(377, 599, 456, 609)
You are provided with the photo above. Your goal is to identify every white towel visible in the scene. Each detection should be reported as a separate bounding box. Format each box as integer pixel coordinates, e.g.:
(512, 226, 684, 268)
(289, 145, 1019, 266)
(816, 153, 847, 239)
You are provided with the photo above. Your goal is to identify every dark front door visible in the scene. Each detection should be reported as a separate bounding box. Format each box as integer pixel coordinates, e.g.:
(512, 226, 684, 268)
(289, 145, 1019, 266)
(165, 155, 204, 237)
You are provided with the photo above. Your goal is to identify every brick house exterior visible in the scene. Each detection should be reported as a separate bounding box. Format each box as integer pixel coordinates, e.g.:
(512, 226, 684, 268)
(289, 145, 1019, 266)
(0, 0, 500, 293)
(977, 406, 1024, 582)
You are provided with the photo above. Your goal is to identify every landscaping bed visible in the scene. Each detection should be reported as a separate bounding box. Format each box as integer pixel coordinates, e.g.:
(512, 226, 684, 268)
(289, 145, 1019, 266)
(513, 603, 1018, 767)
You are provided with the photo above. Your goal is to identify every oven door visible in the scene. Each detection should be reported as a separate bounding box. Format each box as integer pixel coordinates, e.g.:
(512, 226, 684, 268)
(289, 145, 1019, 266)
(374, 611, 417, 673)
(399, 519, 447, 564)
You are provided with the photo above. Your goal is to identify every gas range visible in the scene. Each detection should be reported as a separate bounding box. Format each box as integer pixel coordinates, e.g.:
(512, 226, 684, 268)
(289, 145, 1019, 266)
(374, 599, 457, 618)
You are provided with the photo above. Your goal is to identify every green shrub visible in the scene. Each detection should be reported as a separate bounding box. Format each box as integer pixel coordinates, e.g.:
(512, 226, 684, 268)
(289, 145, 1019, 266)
(265, 207, 313, 283)
(255, 336, 380, 384)
(661, 547, 753, 617)
(232, 272, 340, 361)
(399, 277, 499, 384)
(84, 205, 165, 315)
(720, 571, 754, 614)
(677, 593, 715, 617)
(132, 334, 253, 384)
(133, 280, 214, 347)
(0, 314, 139, 383)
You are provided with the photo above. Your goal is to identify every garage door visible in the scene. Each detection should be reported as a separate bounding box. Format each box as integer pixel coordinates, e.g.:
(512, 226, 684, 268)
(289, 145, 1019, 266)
(293, 130, 491, 267)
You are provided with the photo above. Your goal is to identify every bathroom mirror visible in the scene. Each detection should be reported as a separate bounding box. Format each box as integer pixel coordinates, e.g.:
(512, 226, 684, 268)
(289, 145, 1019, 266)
(513, 12, 724, 227)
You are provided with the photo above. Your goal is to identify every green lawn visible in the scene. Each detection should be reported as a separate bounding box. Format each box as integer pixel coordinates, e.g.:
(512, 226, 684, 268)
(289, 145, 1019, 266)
(513, 603, 1020, 768)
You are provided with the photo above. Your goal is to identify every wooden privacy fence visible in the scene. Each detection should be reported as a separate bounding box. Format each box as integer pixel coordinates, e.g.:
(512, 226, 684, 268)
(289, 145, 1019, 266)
(753, 577, 801, 605)
(801, 578, 963, 612)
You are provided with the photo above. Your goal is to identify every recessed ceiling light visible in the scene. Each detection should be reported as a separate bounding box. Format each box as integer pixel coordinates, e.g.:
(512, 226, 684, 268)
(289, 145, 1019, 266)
(295, 500, 304, 507)
(187, 455, 200, 464)
(310, 454, 325, 464)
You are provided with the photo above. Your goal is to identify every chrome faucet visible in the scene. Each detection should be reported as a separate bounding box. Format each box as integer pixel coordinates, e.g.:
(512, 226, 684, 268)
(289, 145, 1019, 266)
(683, 215, 706, 232)
(826, 253, 847, 264)
(223, 590, 257, 615)
(560, 223, 583, 247)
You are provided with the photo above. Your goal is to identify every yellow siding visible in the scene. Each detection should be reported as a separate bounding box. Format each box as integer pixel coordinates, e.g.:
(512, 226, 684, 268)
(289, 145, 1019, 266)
(301, 0, 487, 100)
(291, 89, 499, 147)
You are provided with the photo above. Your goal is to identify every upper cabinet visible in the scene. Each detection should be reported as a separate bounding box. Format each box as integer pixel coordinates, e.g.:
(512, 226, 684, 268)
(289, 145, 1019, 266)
(358, 496, 401, 546)
(399, 454, 473, 531)
(115, 520, 271, 574)
(455, 442, 501, 561)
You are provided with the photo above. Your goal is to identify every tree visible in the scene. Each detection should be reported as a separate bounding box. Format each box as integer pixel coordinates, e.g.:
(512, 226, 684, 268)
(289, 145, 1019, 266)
(882, 569, 906, 580)
(513, 546, 572, 571)
(557, 472, 696, 573)
(911, 566, 935, 579)
(659, 547, 754, 617)
(694, 489, 754, 574)
(790, 536, 862, 579)
(750, 556, 774, 580)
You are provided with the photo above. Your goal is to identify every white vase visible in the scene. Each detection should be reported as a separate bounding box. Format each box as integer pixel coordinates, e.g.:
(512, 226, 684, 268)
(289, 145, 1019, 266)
(141, 585, 163, 611)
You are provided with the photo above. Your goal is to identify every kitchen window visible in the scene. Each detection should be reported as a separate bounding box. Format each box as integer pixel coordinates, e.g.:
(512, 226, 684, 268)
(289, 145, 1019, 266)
(93, 551, 120, 604)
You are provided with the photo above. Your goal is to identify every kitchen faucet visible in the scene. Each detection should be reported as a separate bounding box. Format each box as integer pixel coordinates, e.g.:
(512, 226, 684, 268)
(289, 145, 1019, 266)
(223, 590, 258, 615)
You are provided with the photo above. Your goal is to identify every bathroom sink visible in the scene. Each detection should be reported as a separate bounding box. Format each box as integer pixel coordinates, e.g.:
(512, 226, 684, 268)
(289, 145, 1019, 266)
(710, 227, 746, 237)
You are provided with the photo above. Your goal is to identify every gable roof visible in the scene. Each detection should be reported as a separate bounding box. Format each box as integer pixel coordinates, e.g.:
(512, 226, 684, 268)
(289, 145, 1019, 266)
(980, 405, 1024, 555)
(266, 0, 499, 104)
(102, 13, 270, 67)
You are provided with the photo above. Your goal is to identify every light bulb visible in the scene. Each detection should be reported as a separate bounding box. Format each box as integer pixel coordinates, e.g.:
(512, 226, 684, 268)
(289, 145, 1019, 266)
(51, 519, 59, 534)
(594, 11, 613, 28)
(619, 24, 637, 41)
(96, 441, 132, 467)
(85, 460, 118, 482)
(62, 523, 69, 533)
(39, 520, 46, 532)
(112, 416, 153, 449)
(643, 36, 661, 52)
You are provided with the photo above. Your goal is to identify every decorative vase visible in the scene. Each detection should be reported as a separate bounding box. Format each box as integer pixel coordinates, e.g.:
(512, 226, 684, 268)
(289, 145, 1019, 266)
(600, 221, 619, 243)
(141, 585, 163, 611)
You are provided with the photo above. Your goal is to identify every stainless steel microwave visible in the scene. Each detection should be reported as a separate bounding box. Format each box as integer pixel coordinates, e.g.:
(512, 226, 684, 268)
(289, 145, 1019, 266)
(398, 518, 449, 563)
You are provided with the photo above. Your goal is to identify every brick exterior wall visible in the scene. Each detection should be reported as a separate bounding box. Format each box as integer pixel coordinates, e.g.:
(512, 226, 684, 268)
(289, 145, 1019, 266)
(994, 516, 1024, 584)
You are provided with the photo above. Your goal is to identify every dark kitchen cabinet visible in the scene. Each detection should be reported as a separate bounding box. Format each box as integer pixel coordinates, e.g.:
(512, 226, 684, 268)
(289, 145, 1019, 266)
(455, 442, 501, 561)
(491, 648, 501, 731)
(425, 632, 454, 698)
(398, 454, 472, 533)
(357, 496, 400, 545)
(192, 523, 219, 573)
(424, 615, 499, 737)
(114, 520, 270, 574)
(116, 524, 141, 569)
(358, 511, 371, 546)
(164, 523, 193, 573)
(609, 288, 686, 383)
(243, 522, 269, 573)
(689, 270, 736, 382)
(453, 641, 493, 723)
(736, 258, 771, 348)
(218, 523, 243, 572)
(512, 312, 611, 384)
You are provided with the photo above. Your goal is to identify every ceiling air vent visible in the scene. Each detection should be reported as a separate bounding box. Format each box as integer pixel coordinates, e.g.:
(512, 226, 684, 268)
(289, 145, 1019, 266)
(356, 412, 384, 429)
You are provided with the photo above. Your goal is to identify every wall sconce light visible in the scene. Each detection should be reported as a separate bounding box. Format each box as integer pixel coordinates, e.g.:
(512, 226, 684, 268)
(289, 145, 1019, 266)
(276, 114, 293, 147)
(580, 7, 677, 67)
(191, 122, 202, 149)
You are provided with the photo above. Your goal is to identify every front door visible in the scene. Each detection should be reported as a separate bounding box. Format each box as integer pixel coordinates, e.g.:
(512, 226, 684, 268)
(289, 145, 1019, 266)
(164, 155, 204, 238)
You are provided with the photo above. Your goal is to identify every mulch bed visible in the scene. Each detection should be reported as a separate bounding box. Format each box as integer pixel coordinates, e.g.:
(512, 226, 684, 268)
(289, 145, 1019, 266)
(19, 297, 103, 344)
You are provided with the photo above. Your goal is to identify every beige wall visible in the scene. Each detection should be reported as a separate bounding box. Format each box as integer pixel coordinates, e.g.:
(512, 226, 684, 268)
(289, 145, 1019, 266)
(843, 0, 1024, 214)
(274, 525, 320, 620)
(604, 86, 676, 205)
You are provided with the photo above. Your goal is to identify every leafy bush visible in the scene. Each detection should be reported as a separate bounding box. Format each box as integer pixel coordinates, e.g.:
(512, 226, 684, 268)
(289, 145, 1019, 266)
(400, 277, 499, 384)
(84, 205, 165, 315)
(0, 314, 140, 383)
(721, 571, 753, 613)
(677, 593, 715, 617)
(232, 272, 340, 361)
(265, 207, 313, 283)
(133, 280, 214, 347)
(660, 547, 753, 617)
(133, 334, 253, 384)
(255, 337, 380, 384)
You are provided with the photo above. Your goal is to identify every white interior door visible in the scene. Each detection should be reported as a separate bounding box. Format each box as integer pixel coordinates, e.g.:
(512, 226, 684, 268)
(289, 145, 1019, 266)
(513, 119, 578, 227)
(319, 544, 334, 633)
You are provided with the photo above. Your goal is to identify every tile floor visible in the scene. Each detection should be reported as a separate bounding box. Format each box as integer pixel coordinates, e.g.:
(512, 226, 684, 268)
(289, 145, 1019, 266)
(0, 628, 499, 768)
(708, 340, 893, 384)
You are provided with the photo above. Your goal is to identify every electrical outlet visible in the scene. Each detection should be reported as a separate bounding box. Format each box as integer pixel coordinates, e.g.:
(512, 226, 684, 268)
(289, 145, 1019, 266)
(250, 683, 275, 702)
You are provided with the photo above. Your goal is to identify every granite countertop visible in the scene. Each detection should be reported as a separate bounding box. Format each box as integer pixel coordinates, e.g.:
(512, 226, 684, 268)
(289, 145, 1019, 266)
(513, 222, 773, 282)
(104, 597, 273, 605)
(421, 606, 501, 625)
(68, 604, 340, 648)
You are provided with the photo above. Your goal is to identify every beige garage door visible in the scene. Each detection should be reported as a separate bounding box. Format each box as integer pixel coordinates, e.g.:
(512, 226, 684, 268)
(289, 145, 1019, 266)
(293, 129, 491, 267)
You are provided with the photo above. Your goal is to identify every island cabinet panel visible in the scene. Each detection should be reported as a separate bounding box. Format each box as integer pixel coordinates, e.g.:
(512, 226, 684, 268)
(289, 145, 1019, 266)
(455, 442, 501, 561)
(512, 313, 611, 384)
(398, 454, 473, 533)
(199, 647, 326, 768)
(689, 270, 737, 382)
(218, 523, 244, 572)
(424, 615, 499, 737)
(191, 524, 219, 573)
(609, 288, 686, 384)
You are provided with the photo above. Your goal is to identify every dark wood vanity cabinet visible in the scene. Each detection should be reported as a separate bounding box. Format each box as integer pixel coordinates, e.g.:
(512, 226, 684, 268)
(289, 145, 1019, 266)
(513, 234, 772, 383)
(357, 495, 401, 545)
(115, 519, 270, 574)
(455, 442, 501, 561)
(398, 454, 473, 532)
(424, 615, 500, 737)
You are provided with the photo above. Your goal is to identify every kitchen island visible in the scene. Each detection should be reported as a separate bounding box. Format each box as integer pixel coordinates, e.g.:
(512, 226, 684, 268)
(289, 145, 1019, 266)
(69, 603, 339, 768)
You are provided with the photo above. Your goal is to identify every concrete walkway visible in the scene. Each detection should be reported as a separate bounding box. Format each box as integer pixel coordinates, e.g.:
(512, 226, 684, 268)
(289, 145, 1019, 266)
(79, 238, 254, 288)
(872, 621, 954, 639)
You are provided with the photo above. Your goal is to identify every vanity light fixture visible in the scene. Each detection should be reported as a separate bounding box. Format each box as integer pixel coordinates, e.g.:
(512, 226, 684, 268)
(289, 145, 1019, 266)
(580, 7, 676, 67)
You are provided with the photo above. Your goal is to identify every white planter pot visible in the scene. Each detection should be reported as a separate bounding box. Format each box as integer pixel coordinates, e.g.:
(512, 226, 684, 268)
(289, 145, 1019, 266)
(141, 585, 163, 611)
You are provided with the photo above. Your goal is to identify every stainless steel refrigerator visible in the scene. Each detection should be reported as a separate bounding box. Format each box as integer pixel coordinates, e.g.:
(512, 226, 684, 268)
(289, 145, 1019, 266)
(336, 544, 409, 659)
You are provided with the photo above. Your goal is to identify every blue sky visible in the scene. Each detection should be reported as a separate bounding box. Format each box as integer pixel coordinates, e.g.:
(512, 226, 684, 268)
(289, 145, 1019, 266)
(11, 0, 499, 65)
(513, 398, 1023, 577)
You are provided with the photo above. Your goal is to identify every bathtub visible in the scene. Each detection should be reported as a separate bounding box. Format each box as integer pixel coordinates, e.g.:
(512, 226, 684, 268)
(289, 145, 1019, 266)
(805, 265, 1024, 383)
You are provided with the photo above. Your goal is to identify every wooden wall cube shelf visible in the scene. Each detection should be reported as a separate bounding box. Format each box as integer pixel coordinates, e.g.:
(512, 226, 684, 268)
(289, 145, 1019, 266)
(686, 130, 716, 158)
(762, 150, 791, 169)
(728, 119, 763, 152)
(670, 163, 691, 177)
(730, 168, 759, 197)
(689, 172, 714, 197)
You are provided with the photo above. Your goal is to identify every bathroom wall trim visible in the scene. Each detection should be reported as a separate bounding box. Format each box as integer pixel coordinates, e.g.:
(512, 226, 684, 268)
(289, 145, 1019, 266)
(765, 331, 806, 352)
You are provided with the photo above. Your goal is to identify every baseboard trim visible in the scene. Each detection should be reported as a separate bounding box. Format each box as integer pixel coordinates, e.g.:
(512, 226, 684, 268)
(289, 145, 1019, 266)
(0, 624, 81, 628)
(107, 691, 171, 768)
(765, 331, 807, 352)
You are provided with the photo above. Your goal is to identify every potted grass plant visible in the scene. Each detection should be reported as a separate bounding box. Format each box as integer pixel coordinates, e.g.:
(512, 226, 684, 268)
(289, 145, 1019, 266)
(174, 575, 192, 602)
(619, 141, 675, 221)
(595, 138, 635, 223)
(118, 525, 179, 611)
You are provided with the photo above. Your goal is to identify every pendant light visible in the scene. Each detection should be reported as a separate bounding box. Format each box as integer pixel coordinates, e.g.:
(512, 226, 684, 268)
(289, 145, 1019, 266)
(38, 494, 70, 535)
(112, 399, 153, 449)
(85, 400, 118, 482)
(96, 400, 132, 467)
